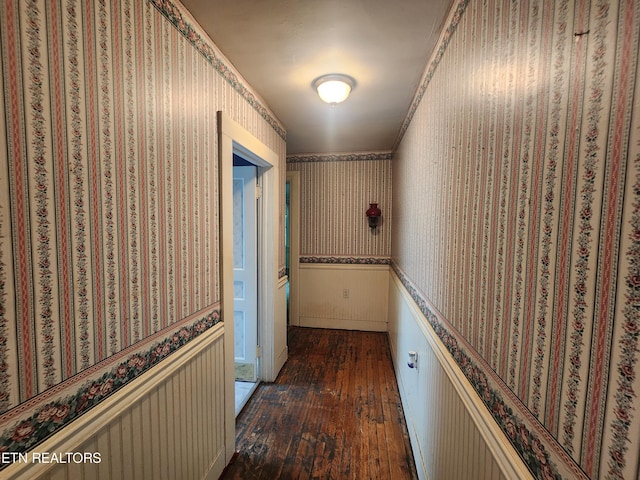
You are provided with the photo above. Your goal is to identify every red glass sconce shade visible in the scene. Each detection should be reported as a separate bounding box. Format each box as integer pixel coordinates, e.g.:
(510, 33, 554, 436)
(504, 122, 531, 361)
(366, 203, 381, 230)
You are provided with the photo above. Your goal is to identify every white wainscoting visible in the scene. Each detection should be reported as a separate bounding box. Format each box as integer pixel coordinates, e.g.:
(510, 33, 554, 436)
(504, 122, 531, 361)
(3, 325, 227, 480)
(387, 270, 532, 480)
(299, 263, 389, 331)
(274, 275, 289, 378)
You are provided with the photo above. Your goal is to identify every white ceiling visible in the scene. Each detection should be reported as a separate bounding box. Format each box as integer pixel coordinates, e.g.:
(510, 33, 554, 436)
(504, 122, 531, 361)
(180, 0, 454, 155)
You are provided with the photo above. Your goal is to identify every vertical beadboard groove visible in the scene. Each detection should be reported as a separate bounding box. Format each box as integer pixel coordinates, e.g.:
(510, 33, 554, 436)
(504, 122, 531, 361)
(121, 408, 134, 479)
(145, 395, 155, 478)
(202, 347, 212, 471)
(82, 438, 99, 479)
(215, 335, 225, 457)
(165, 374, 176, 480)
(95, 428, 110, 479)
(132, 403, 144, 479)
(49, 465, 65, 480)
(194, 349, 205, 475)
(148, 390, 160, 480)
(192, 353, 201, 475)
(177, 367, 188, 480)
(65, 459, 82, 480)
(108, 420, 121, 480)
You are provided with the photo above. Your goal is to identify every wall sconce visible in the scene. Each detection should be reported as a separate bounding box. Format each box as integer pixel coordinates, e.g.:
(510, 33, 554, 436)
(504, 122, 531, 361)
(366, 202, 381, 230)
(312, 74, 356, 106)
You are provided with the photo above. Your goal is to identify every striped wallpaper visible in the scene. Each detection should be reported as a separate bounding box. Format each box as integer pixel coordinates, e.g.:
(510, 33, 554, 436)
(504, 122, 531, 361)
(392, 0, 640, 478)
(287, 153, 392, 262)
(0, 0, 285, 457)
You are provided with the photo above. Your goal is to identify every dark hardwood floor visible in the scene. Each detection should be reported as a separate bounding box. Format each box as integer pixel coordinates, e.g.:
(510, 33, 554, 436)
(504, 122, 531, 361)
(220, 327, 418, 480)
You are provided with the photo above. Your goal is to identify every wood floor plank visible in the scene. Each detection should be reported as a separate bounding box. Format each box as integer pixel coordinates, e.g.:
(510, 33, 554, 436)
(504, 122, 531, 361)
(220, 327, 417, 480)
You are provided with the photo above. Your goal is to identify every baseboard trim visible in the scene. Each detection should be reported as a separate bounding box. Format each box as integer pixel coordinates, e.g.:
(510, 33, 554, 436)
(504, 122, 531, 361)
(299, 316, 387, 332)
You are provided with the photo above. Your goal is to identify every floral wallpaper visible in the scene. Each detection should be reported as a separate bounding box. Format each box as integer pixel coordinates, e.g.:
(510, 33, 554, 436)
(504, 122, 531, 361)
(392, 0, 640, 478)
(0, 0, 285, 457)
(287, 152, 392, 264)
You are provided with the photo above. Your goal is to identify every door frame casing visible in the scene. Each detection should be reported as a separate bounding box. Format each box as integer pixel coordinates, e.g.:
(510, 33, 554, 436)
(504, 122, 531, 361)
(218, 112, 279, 463)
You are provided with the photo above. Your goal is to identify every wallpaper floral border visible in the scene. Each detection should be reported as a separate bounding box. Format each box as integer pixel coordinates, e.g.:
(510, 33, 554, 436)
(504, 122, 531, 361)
(393, 264, 584, 480)
(0, 309, 221, 462)
(300, 256, 391, 265)
(391, 0, 470, 152)
(149, 0, 286, 140)
(287, 151, 393, 163)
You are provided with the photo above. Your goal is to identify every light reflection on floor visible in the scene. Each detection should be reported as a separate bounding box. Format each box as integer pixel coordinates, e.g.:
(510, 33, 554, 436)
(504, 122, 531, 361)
(235, 381, 257, 417)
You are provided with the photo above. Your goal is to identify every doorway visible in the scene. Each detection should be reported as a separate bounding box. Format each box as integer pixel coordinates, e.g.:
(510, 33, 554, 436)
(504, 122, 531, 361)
(219, 112, 283, 463)
(233, 159, 259, 415)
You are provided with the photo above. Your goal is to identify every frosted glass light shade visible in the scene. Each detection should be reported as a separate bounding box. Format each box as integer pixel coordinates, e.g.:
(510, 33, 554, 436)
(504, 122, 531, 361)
(313, 74, 355, 105)
(317, 80, 351, 104)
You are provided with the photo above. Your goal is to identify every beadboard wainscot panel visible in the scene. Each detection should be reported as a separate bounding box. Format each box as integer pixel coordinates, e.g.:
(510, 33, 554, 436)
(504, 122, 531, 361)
(275, 275, 289, 375)
(299, 261, 389, 331)
(388, 269, 531, 480)
(1, 323, 225, 480)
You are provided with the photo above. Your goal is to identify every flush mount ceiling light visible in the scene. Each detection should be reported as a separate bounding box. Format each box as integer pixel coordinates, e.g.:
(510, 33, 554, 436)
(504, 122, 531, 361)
(312, 74, 356, 105)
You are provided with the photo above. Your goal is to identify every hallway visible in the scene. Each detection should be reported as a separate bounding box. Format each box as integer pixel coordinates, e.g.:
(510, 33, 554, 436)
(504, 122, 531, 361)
(221, 327, 417, 479)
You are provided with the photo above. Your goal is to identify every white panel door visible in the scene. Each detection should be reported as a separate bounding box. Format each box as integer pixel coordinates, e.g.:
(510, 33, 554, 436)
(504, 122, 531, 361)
(233, 166, 258, 381)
